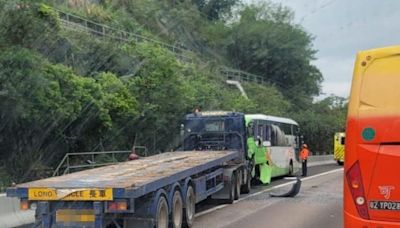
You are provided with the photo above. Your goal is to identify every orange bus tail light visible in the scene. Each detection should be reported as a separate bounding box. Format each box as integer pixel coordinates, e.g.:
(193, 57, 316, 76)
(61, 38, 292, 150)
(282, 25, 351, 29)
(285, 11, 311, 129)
(346, 161, 370, 220)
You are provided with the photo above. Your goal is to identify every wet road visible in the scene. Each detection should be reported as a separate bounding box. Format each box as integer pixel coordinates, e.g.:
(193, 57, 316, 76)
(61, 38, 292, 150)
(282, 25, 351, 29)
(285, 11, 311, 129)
(194, 164, 343, 228)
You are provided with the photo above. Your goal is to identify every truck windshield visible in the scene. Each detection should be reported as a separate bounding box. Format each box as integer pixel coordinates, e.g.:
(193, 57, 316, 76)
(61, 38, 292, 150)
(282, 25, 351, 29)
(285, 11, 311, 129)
(204, 120, 225, 132)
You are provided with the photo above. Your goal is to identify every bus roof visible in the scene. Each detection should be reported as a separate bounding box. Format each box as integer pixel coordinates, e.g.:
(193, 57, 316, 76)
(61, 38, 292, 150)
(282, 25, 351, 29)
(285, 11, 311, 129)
(245, 114, 298, 126)
(185, 111, 244, 118)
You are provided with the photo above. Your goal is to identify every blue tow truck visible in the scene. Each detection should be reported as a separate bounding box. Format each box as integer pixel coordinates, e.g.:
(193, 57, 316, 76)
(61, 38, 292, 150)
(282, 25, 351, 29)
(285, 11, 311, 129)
(7, 111, 252, 228)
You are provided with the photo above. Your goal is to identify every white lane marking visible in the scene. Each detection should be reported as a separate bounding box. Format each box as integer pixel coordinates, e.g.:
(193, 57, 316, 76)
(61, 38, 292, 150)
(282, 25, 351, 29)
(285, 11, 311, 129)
(195, 168, 343, 218)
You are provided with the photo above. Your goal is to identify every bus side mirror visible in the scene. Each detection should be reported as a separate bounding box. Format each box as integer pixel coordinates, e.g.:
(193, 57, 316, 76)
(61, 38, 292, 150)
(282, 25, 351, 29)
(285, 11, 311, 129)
(263, 141, 271, 147)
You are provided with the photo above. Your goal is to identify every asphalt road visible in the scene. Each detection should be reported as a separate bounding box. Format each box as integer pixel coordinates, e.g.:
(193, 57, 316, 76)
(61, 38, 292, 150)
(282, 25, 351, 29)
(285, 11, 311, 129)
(194, 164, 344, 228)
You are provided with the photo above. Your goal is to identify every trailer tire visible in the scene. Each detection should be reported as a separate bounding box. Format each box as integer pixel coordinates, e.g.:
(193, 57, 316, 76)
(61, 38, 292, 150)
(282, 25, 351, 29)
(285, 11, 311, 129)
(234, 171, 241, 200)
(171, 190, 183, 228)
(183, 185, 195, 228)
(156, 196, 169, 228)
(227, 173, 236, 204)
(241, 170, 251, 194)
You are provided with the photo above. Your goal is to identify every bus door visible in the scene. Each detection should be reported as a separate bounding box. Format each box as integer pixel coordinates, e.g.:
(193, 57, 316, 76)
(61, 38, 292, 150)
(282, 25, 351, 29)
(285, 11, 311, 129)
(254, 120, 271, 184)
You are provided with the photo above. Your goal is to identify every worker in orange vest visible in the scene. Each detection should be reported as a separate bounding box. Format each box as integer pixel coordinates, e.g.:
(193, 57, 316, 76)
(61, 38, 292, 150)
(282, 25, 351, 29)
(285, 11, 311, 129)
(300, 144, 310, 176)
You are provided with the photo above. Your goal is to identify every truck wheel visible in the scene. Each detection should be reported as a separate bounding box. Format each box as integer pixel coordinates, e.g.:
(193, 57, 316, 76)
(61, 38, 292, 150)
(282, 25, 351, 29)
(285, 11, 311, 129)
(337, 161, 344, 166)
(227, 173, 236, 204)
(156, 196, 169, 228)
(171, 190, 183, 228)
(241, 170, 251, 194)
(234, 172, 241, 200)
(183, 186, 195, 228)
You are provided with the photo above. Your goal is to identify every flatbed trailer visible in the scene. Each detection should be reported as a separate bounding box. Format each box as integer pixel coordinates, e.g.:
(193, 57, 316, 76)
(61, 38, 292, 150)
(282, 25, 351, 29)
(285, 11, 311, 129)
(7, 150, 247, 228)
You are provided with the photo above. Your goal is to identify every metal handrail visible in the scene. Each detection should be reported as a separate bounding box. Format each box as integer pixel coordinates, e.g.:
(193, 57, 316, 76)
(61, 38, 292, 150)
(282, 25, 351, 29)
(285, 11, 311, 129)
(52, 146, 148, 176)
(219, 67, 267, 85)
(53, 7, 266, 85)
(54, 8, 192, 62)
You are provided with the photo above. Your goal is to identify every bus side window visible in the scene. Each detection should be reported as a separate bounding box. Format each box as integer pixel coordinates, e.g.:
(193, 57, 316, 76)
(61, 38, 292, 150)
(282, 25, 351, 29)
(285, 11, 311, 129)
(257, 124, 264, 144)
(265, 125, 271, 141)
(271, 125, 277, 146)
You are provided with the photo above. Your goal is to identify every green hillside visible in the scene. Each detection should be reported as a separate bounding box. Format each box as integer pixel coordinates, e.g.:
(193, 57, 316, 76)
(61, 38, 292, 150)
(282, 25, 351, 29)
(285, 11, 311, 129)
(0, 0, 346, 186)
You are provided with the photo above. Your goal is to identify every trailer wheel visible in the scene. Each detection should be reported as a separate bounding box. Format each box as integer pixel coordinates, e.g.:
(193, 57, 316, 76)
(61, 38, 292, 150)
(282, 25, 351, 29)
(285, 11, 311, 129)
(241, 170, 251, 194)
(183, 185, 195, 228)
(156, 196, 169, 228)
(227, 173, 236, 204)
(234, 171, 241, 200)
(171, 190, 183, 228)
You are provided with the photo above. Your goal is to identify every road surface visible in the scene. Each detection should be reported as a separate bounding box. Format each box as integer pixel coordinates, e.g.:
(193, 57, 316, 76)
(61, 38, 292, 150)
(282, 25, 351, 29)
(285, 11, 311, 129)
(194, 164, 343, 228)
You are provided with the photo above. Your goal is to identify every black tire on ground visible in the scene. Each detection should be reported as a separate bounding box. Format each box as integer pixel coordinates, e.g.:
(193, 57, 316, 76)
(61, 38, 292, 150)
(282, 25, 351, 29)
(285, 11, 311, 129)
(337, 161, 344, 166)
(241, 169, 251, 194)
(156, 196, 169, 228)
(234, 171, 241, 200)
(227, 173, 236, 204)
(170, 190, 183, 228)
(182, 185, 195, 228)
(288, 161, 294, 176)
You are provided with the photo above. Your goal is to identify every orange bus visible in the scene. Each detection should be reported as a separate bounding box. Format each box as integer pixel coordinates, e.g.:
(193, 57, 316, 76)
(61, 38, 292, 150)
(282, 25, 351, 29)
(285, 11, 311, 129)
(344, 46, 400, 227)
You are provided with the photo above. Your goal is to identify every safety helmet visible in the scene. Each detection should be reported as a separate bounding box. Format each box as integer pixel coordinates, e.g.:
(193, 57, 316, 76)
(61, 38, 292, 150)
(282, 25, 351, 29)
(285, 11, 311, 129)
(302, 144, 308, 148)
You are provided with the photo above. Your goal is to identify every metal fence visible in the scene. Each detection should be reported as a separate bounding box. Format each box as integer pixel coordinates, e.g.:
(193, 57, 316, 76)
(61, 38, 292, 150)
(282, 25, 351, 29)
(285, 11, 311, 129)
(54, 8, 266, 85)
(219, 67, 267, 85)
(52, 146, 148, 176)
(56, 9, 193, 63)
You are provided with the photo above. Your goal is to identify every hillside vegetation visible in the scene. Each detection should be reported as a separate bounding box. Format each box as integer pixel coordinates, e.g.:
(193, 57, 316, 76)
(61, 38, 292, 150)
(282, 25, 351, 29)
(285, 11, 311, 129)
(0, 0, 346, 185)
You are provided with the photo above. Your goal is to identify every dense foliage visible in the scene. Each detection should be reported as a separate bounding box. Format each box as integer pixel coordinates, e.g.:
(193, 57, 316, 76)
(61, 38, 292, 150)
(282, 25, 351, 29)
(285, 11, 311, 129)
(0, 0, 347, 186)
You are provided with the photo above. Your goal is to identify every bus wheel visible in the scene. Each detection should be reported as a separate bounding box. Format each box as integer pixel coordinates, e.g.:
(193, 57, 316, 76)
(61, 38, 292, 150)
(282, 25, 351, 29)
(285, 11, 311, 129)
(171, 190, 183, 228)
(234, 171, 241, 200)
(288, 161, 294, 176)
(156, 196, 169, 228)
(183, 185, 195, 228)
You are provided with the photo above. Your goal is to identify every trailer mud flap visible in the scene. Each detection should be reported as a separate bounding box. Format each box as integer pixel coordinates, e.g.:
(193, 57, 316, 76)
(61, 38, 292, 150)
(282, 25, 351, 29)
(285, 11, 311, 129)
(259, 163, 272, 184)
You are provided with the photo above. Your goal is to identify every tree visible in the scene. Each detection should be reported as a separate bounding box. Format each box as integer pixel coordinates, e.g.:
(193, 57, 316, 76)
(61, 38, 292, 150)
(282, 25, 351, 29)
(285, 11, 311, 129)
(0, 47, 139, 182)
(208, 3, 323, 104)
(291, 95, 347, 154)
(192, 0, 239, 21)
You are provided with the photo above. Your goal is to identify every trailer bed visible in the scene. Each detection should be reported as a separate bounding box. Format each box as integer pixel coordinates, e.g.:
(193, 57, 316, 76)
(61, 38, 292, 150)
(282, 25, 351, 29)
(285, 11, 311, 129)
(10, 151, 237, 200)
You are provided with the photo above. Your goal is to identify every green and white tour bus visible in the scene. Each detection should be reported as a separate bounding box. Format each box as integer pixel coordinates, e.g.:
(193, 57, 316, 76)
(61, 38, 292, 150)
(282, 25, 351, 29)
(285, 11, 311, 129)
(245, 114, 301, 184)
